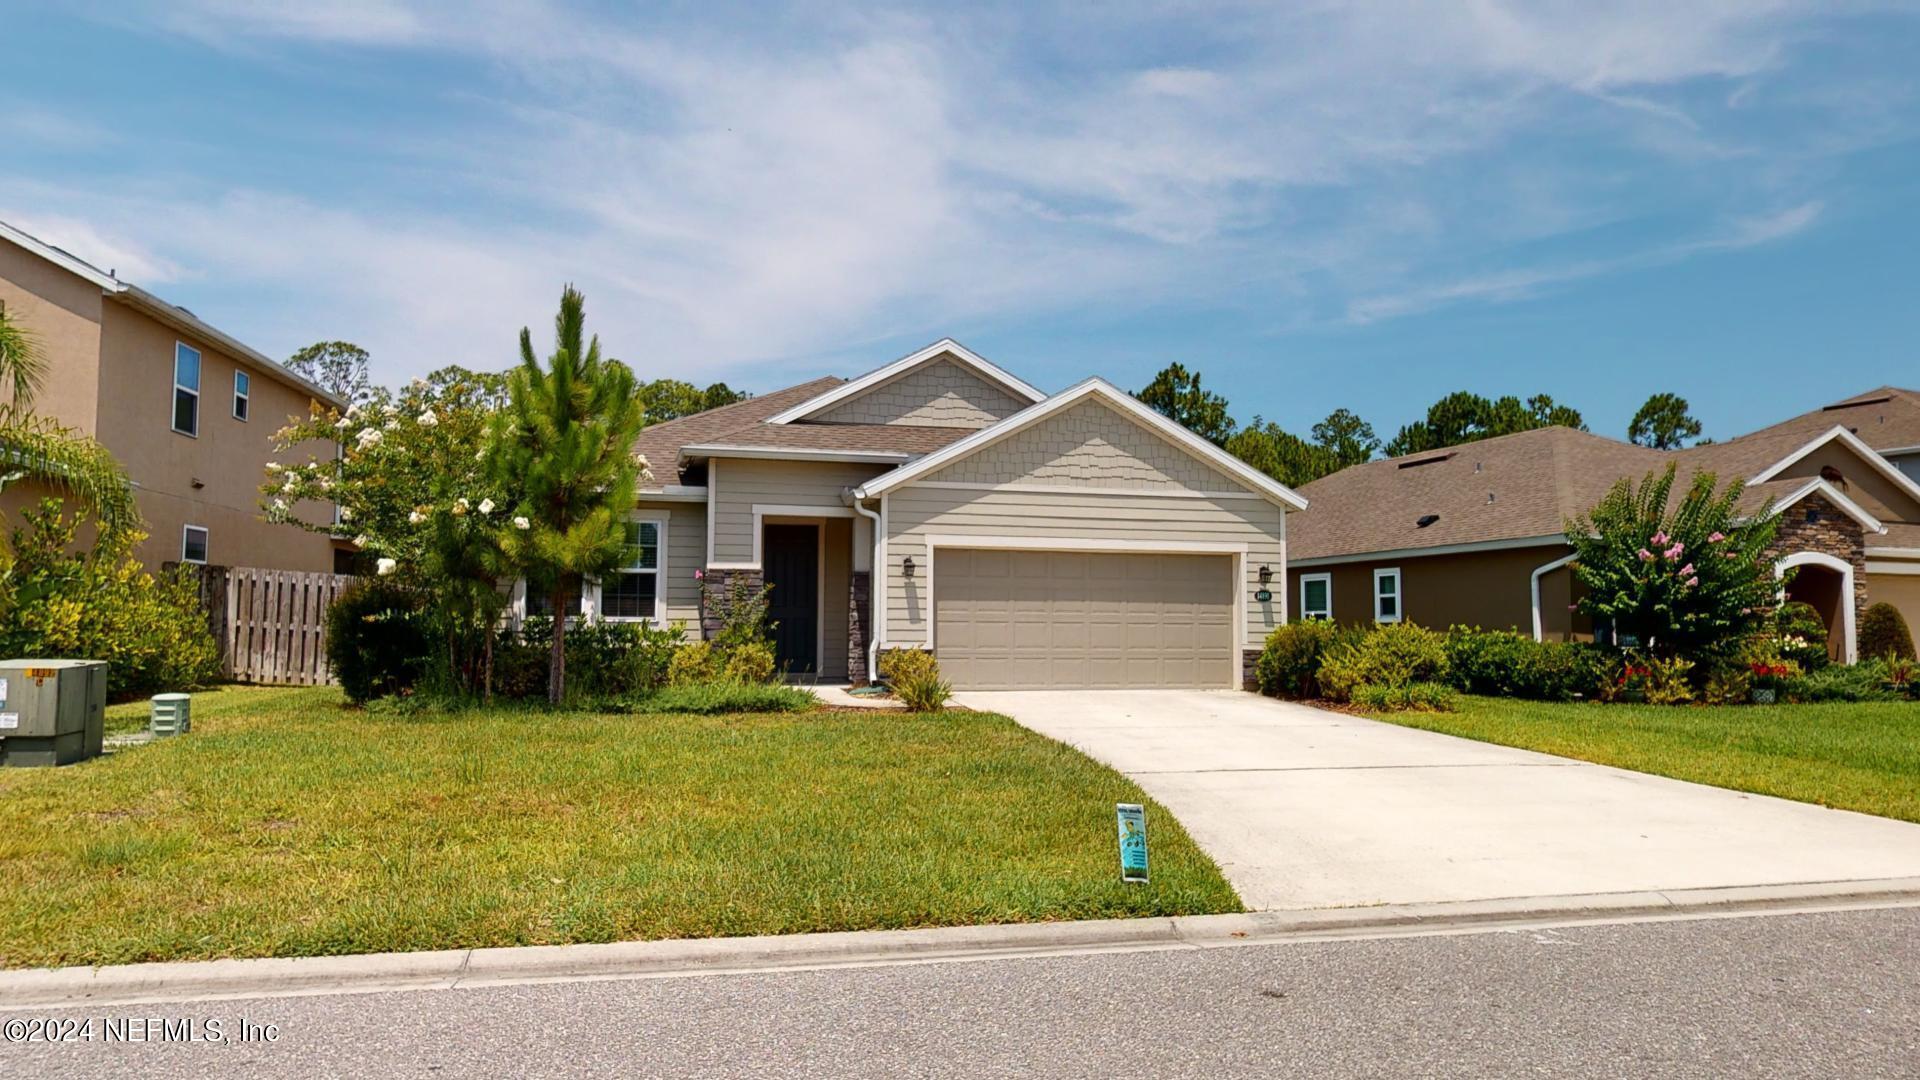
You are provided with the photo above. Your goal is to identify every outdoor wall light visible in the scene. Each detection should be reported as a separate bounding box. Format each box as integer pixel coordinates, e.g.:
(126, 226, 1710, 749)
(1257, 564, 1273, 585)
(902, 555, 917, 579)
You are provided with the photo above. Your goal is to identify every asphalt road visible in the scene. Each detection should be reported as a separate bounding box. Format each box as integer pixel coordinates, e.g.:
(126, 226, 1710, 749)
(9, 906, 1917, 1079)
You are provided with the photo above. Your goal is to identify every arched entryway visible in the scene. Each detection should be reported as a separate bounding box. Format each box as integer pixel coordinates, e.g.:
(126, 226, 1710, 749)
(1776, 551, 1857, 663)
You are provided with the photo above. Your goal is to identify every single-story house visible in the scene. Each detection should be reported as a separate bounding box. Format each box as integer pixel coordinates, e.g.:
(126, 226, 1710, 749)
(1287, 387, 1920, 663)
(524, 340, 1306, 689)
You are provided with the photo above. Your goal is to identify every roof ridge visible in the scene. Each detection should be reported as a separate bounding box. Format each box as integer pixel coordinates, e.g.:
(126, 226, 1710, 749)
(637, 375, 843, 435)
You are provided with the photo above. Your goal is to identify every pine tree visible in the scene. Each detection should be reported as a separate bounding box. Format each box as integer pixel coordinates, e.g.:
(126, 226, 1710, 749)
(488, 286, 646, 703)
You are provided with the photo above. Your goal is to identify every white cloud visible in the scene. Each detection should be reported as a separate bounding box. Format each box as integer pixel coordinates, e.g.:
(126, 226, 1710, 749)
(32, 1, 1911, 384)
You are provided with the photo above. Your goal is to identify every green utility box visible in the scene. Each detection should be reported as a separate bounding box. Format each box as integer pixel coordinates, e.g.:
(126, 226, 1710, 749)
(151, 693, 191, 736)
(0, 659, 108, 767)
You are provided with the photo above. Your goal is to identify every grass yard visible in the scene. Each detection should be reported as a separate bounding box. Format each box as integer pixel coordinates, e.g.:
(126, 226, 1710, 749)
(1369, 695, 1920, 823)
(0, 686, 1239, 969)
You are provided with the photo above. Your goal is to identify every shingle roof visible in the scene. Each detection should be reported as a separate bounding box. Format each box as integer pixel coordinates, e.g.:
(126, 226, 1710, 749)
(630, 375, 974, 486)
(1292, 386, 1920, 561)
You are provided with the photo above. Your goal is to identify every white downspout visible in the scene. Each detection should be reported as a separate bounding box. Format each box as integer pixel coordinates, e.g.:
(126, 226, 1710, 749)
(1530, 553, 1578, 642)
(849, 491, 884, 681)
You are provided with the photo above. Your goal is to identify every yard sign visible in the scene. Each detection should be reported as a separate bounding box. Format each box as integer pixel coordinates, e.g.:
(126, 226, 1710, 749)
(1115, 803, 1149, 883)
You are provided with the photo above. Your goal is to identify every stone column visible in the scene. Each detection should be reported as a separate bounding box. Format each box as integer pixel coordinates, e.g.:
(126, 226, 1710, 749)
(848, 571, 872, 685)
(699, 567, 764, 641)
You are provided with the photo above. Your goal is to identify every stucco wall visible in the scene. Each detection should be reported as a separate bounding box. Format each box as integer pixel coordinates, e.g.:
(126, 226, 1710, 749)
(1865, 570, 1920, 655)
(93, 300, 336, 572)
(921, 399, 1241, 492)
(1286, 544, 1588, 638)
(881, 487, 1286, 650)
(811, 357, 1026, 428)
(1774, 443, 1920, 524)
(0, 240, 104, 434)
(708, 457, 889, 565)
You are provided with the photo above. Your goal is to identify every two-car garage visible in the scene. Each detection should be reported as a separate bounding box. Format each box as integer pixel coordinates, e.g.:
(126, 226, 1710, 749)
(931, 548, 1238, 690)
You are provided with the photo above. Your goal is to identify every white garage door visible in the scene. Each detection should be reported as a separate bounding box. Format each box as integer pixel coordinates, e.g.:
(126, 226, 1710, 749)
(932, 548, 1235, 689)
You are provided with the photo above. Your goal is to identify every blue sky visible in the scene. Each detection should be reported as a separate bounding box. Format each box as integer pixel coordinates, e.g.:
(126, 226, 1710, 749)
(6, 2, 1919, 445)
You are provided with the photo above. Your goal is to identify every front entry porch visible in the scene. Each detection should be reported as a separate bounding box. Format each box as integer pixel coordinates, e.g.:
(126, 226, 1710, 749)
(705, 513, 867, 684)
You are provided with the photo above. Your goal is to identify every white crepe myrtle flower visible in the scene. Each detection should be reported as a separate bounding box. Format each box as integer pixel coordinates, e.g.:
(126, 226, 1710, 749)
(411, 377, 428, 389)
(418, 410, 438, 427)
(408, 509, 426, 525)
(356, 428, 382, 449)
(513, 516, 530, 530)
(354, 535, 370, 547)
(384, 419, 400, 431)
(478, 498, 495, 515)
(265, 462, 284, 474)
(340, 507, 353, 521)
(452, 497, 469, 516)
(271, 498, 288, 513)
(376, 558, 397, 575)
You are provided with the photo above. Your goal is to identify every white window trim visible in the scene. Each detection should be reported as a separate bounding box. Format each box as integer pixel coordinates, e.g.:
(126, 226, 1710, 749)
(232, 369, 250, 421)
(181, 524, 209, 565)
(171, 341, 201, 438)
(1299, 572, 1332, 621)
(1372, 567, 1402, 623)
(594, 512, 670, 624)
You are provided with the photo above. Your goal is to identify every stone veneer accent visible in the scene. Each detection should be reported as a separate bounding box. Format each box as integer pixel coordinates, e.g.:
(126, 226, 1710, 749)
(848, 571, 872, 685)
(698, 567, 764, 641)
(1766, 491, 1868, 656)
(813, 357, 1025, 428)
(923, 398, 1239, 492)
(1241, 648, 1262, 692)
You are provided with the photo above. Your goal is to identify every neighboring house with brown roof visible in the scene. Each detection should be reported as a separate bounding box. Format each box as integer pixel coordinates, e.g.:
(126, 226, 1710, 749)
(1287, 387, 1920, 662)
(532, 339, 1307, 689)
(0, 220, 344, 574)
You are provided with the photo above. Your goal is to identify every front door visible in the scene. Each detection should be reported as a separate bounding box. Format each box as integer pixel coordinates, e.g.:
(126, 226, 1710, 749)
(763, 523, 819, 675)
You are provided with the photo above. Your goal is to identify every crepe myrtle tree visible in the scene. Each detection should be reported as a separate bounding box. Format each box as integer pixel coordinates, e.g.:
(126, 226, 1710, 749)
(1566, 464, 1781, 662)
(263, 366, 512, 693)
(487, 285, 649, 704)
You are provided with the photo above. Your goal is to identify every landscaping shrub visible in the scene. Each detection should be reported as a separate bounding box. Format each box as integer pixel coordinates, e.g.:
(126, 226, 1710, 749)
(1774, 601, 1830, 671)
(667, 640, 719, 686)
(1350, 681, 1459, 712)
(722, 640, 777, 684)
(1786, 660, 1903, 703)
(488, 618, 686, 701)
(1256, 621, 1361, 698)
(1443, 627, 1597, 701)
(0, 500, 221, 701)
(881, 649, 952, 711)
(1860, 602, 1917, 662)
(1316, 622, 1449, 703)
(326, 579, 432, 703)
(1701, 663, 1753, 705)
(1642, 655, 1695, 705)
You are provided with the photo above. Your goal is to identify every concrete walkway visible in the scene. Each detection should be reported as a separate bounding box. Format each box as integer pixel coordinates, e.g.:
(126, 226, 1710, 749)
(957, 689, 1920, 911)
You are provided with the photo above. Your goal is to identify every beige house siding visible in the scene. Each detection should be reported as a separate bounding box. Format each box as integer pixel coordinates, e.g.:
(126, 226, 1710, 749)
(1866, 570, 1920, 654)
(920, 398, 1241, 492)
(882, 488, 1285, 650)
(1287, 544, 1589, 640)
(811, 357, 1026, 428)
(822, 517, 852, 678)
(93, 300, 336, 572)
(1773, 443, 1920, 524)
(0, 241, 103, 433)
(637, 499, 705, 629)
(709, 457, 889, 565)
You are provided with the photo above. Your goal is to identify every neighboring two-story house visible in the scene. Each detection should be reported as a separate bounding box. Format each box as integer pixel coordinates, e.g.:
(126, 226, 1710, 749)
(0, 220, 343, 573)
(1288, 387, 1920, 662)
(534, 340, 1306, 690)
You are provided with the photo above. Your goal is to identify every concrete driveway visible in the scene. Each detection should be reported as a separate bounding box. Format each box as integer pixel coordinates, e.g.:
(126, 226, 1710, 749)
(957, 690, 1920, 911)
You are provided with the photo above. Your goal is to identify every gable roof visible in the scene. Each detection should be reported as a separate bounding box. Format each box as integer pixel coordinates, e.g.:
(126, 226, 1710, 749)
(853, 378, 1310, 510)
(1294, 388, 1920, 563)
(763, 339, 1045, 425)
(0, 218, 347, 409)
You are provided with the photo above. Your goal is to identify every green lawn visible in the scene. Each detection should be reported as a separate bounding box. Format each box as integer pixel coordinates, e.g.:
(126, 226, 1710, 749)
(1368, 695, 1920, 823)
(0, 686, 1238, 969)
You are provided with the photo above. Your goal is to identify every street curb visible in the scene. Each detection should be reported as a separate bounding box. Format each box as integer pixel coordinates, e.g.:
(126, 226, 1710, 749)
(7, 876, 1919, 1009)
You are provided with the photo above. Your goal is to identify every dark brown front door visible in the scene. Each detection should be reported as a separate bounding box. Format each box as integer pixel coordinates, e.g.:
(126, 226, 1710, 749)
(764, 524, 819, 674)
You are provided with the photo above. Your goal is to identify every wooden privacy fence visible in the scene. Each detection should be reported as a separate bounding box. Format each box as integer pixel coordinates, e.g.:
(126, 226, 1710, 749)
(176, 565, 358, 686)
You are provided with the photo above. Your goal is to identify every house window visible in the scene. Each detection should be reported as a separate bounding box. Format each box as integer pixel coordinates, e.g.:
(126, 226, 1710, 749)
(233, 370, 250, 421)
(1299, 573, 1332, 621)
(172, 343, 201, 436)
(1373, 567, 1402, 623)
(524, 579, 584, 619)
(600, 517, 665, 622)
(182, 525, 209, 565)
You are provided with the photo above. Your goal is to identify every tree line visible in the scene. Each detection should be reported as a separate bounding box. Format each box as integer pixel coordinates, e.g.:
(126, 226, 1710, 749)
(1133, 363, 1708, 488)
